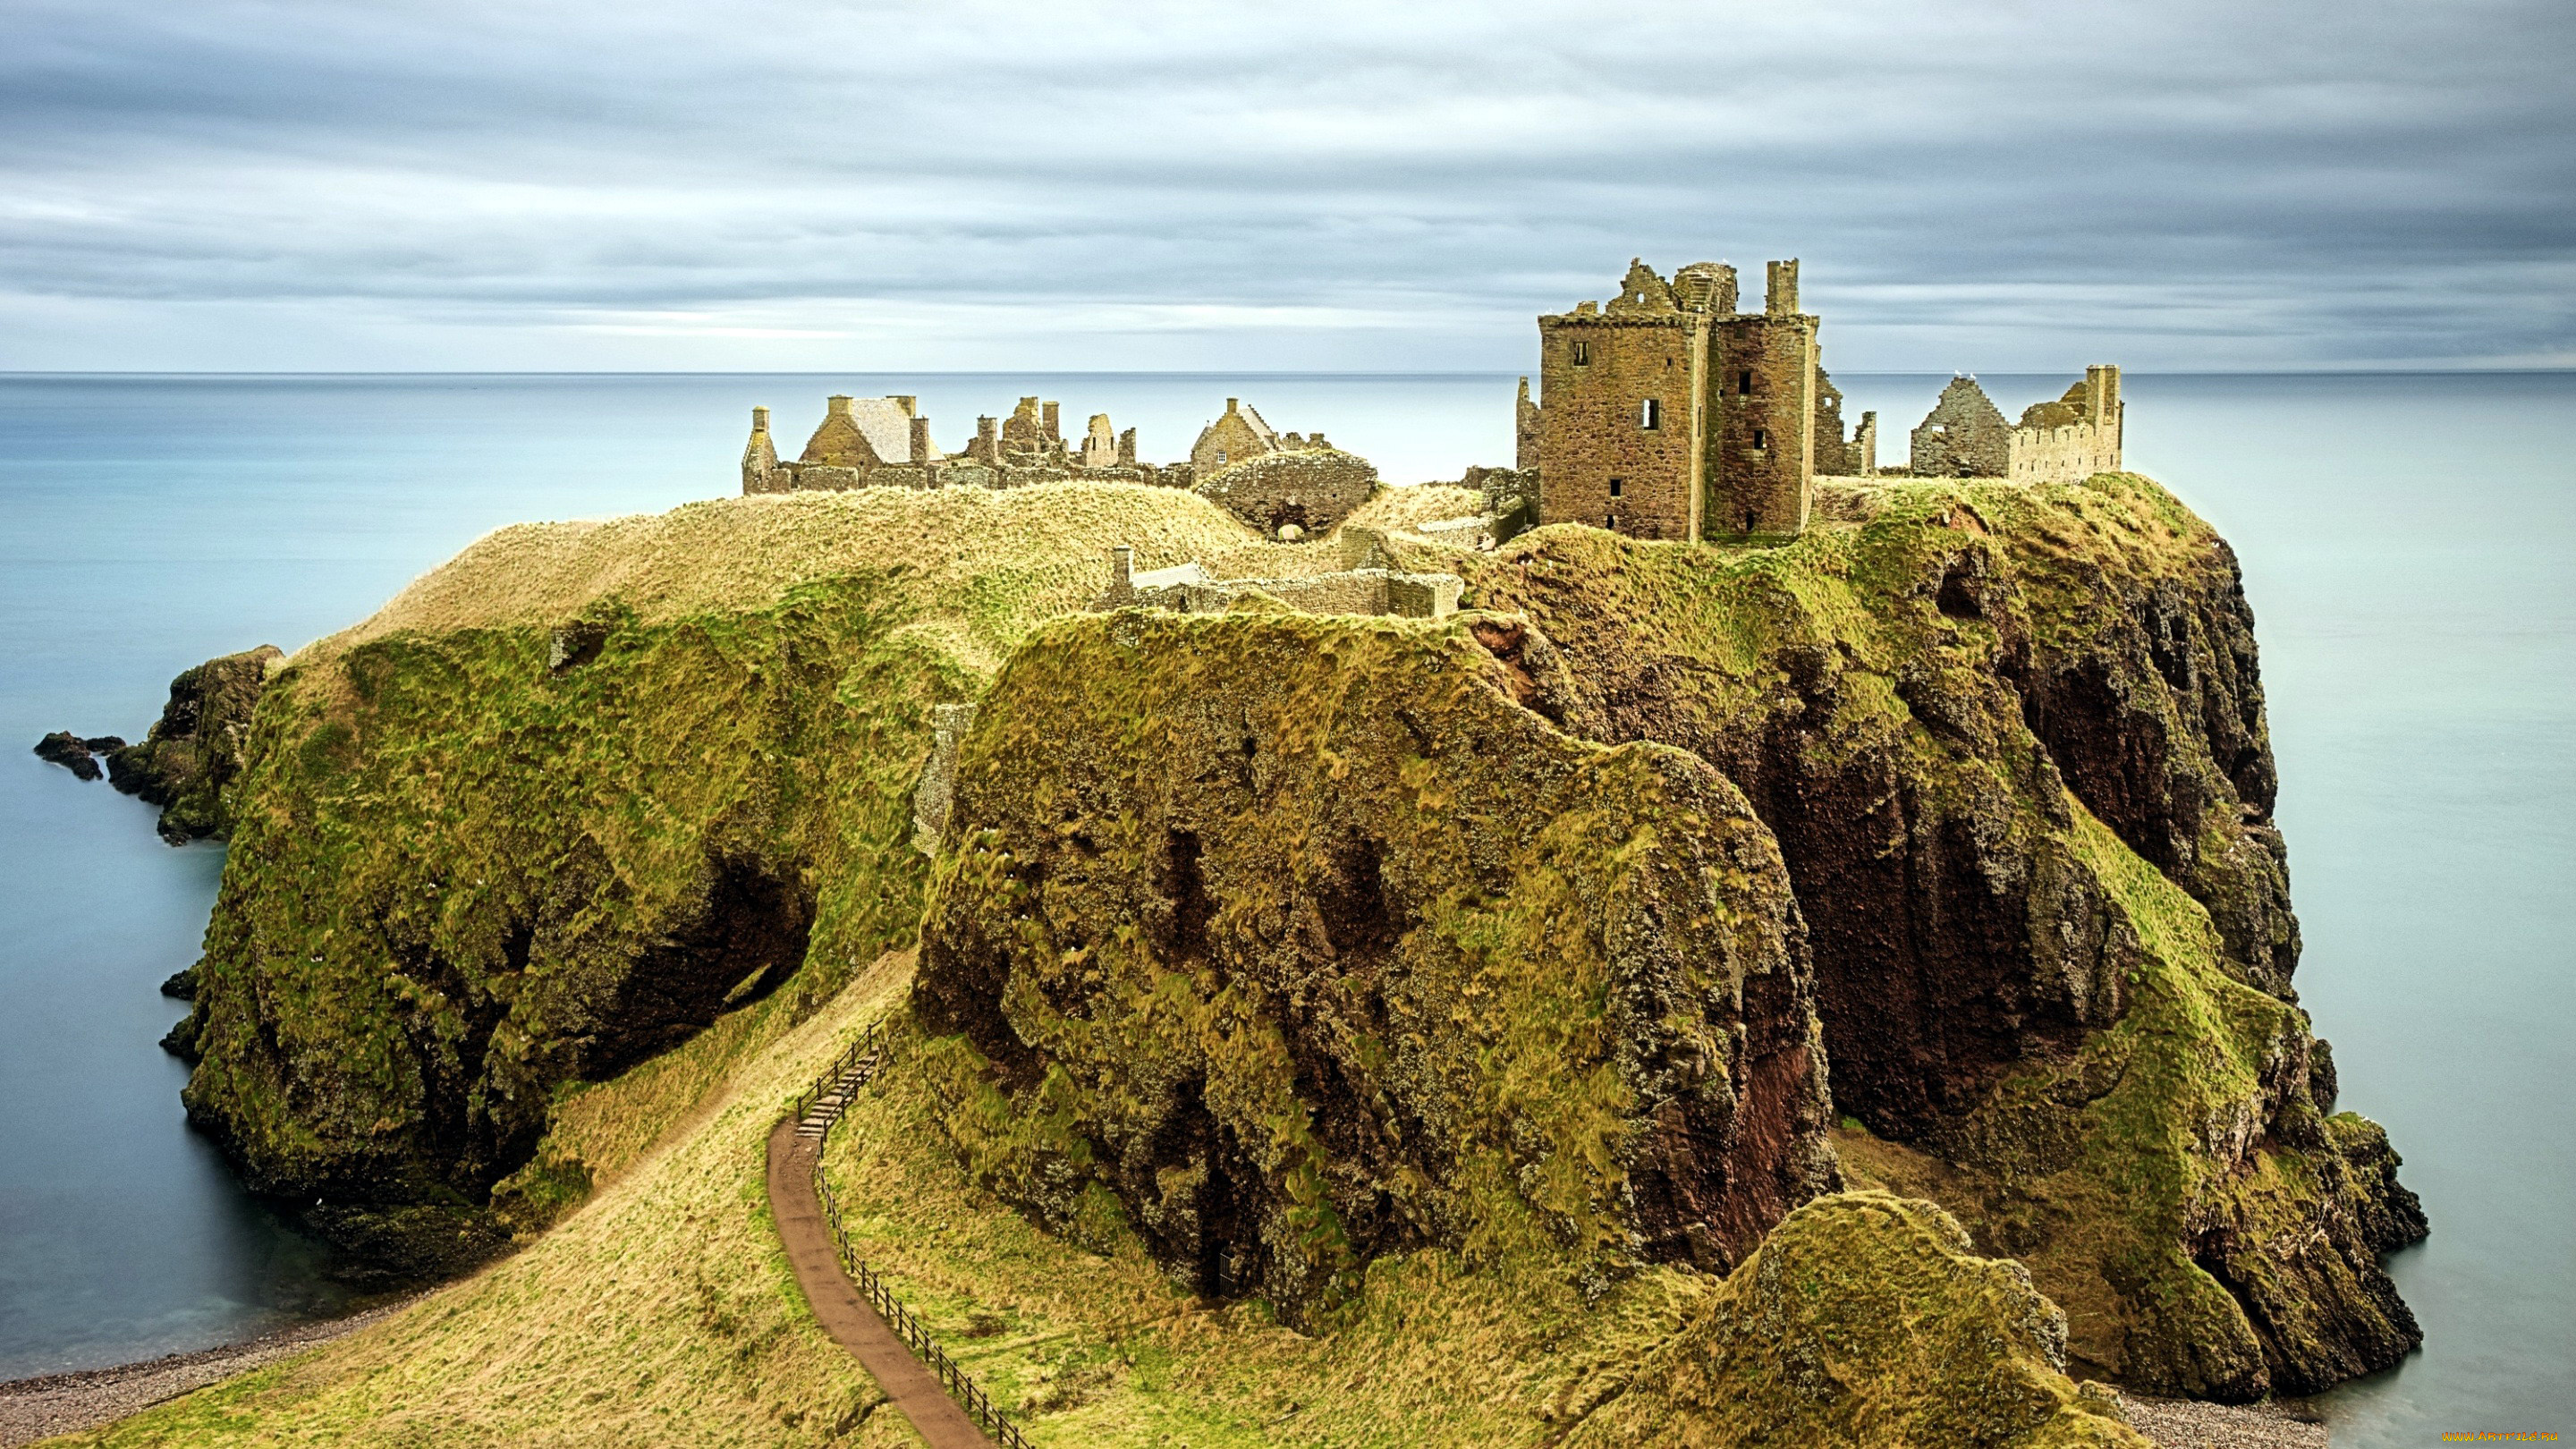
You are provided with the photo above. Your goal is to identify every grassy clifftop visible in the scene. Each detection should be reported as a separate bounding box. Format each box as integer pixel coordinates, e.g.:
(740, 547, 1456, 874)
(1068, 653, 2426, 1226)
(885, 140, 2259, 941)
(309, 481, 1264, 672)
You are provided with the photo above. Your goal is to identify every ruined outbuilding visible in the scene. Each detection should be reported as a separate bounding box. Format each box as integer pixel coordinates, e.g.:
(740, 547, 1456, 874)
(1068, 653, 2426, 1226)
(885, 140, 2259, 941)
(1094, 539, 1461, 620)
(1902, 366, 2124, 481)
(741, 392, 1377, 540)
(742, 393, 1168, 496)
(2008, 365, 2124, 482)
(1907, 377, 2013, 479)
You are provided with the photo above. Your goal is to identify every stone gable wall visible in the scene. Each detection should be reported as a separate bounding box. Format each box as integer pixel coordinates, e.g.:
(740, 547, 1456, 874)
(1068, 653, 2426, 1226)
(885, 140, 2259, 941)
(1908, 377, 2012, 478)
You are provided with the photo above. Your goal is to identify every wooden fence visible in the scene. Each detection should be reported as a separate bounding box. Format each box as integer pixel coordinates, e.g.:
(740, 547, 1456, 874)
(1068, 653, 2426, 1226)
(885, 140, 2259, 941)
(793, 1026, 1036, 1449)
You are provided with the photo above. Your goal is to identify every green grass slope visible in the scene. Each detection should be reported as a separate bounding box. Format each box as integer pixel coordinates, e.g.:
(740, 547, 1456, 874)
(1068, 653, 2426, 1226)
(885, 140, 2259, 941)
(55, 955, 921, 1449)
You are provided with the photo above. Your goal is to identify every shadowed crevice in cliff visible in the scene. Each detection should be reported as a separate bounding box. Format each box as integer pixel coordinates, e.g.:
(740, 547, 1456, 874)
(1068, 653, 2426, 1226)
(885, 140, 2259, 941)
(589, 853, 814, 1080)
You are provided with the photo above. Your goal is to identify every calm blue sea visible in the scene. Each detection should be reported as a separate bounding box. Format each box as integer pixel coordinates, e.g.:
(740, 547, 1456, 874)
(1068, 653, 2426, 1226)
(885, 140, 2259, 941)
(0, 372, 2567, 1444)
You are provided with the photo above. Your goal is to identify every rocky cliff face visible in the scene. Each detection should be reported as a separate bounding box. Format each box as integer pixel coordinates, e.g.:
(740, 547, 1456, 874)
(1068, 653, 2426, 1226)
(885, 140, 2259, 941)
(173, 583, 943, 1269)
(911, 606, 1837, 1321)
(1455, 475, 2422, 1399)
(107, 644, 282, 842)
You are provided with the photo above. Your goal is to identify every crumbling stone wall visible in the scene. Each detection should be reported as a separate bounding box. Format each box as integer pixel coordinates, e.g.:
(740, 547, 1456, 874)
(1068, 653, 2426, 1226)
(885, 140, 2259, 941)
(2009, 365, 2123, 483)
(741, 407, 783, 494)
(1462, 464, 1540, 541)
(1080, 413, 1117, 469)
(1812, 370, 1875, 478)
(1536, 262, 1708, 541)
(911, 702, 979, 856)
(1096, 545, 1460, 619)
(1194, 447, 1378, 538)
(1908, 377, 2012, 478)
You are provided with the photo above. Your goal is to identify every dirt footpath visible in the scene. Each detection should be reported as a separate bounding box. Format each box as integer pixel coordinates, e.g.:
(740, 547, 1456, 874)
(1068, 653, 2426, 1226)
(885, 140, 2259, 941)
(767, 1114, 993, 1449)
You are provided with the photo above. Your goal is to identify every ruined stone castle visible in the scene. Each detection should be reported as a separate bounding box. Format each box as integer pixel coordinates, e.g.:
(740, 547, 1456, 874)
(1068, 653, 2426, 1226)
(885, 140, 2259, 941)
(1515, 256, 2123, 544)
(1526, 258, 1841, 540)
(737, 257, 2125, 557)
(742, 391, 1383, 540)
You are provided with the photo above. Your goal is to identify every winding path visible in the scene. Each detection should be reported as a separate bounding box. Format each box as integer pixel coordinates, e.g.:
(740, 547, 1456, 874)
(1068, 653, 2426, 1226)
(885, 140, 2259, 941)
(766, 1114, 994, 1449)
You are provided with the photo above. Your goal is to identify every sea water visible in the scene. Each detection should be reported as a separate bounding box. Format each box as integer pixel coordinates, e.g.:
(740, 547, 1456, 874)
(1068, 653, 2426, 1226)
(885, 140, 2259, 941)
(0, 372, 2565, 1443)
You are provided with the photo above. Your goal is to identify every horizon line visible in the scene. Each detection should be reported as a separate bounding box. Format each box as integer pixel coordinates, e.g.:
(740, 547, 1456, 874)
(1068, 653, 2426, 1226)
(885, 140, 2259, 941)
(4, 366, 2572, 379)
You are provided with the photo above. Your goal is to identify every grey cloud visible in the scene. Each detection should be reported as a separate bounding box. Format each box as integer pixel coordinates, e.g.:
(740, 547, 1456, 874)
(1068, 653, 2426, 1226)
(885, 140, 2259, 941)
(0, 0, 2567, 369)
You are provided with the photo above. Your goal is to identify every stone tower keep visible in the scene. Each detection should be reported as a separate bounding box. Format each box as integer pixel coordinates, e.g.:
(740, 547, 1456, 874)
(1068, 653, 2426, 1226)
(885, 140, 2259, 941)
(1534, 257, 1818, 541)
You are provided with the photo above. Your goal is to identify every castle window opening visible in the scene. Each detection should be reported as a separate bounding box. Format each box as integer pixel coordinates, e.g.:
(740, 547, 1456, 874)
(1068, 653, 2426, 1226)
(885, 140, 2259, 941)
(1640, 399, 1661, 430)
(1752, 428, 1767, 450)
(1572, 341, 1590, 366)
(1609, 477, 1623, 498)
(1216, 449, 1227, 466)
(1606, 511, 1616, 529)
(1738, 370, 1753, 395)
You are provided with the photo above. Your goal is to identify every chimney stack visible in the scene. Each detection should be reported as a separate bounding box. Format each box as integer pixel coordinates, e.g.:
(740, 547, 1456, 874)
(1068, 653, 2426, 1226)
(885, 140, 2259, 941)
(1765, 259, 1801, 316)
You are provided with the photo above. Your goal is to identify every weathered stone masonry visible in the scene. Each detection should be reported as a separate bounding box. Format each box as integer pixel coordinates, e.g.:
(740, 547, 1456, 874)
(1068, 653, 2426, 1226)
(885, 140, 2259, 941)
(1903, 367, 2123, 482)
(1529, 258, 1837, 542)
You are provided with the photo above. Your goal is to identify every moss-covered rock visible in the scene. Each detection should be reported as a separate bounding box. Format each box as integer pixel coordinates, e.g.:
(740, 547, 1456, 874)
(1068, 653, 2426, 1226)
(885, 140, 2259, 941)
(107, 644, 283, 842)
(913, 606, 1837, 1323)
(1454, 475, 2422, 1398)
(176, 484, 1264, 1270)
(1566, 1191, 2149, 1449)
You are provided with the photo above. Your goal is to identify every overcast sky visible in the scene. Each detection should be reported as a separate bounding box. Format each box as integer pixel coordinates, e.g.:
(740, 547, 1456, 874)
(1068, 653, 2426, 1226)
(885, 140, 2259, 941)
(2, 0, 2568, 372)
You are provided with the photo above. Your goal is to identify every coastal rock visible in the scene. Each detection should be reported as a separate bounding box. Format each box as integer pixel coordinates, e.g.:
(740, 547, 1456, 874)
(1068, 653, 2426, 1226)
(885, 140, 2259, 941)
(160, 962, 199, 1001)
(914, 608, 1837, 1320)
(33, 731, 102, 781)
(1566, 1192, 2148, 1448)
(1459, 475, 2421, 1399)
(158, 1013, 200, 1064)
(106, 645, 284, 843)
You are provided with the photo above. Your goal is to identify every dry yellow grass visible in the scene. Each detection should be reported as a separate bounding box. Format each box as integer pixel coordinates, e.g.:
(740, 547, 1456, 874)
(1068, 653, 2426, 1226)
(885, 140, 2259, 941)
(1342, 482, 1486, 533)
(304, 479, 1493, 676)
(305, 483, 1266, 672)
(55, 956, 928, 1449)
(63, 953, 1716, 1449)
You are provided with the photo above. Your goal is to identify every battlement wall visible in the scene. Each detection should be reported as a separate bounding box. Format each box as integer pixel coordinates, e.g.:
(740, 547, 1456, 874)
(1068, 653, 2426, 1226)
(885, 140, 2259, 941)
(2009, 419, 2121, 483)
